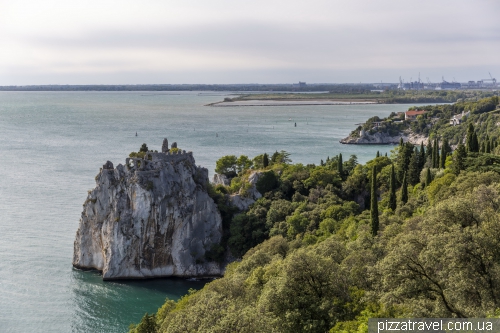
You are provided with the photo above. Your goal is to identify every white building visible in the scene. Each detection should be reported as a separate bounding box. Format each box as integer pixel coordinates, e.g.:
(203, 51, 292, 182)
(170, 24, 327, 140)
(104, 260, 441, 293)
(449, 110, 470, 126)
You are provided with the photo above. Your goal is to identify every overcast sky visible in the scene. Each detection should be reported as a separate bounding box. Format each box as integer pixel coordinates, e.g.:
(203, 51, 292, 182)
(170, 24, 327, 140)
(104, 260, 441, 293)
(1, 0, 499, 85)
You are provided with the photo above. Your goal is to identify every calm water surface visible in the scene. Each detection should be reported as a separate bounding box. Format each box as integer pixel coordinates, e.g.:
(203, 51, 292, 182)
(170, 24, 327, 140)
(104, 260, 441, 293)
(0, 91, 416, 332)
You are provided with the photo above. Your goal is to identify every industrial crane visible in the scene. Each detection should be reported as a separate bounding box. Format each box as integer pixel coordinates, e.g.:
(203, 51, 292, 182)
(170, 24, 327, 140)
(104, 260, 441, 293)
(481, 72, 497, 87)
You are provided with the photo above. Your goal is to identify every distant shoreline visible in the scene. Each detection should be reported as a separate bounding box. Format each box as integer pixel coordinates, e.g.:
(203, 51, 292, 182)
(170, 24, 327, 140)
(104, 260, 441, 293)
(207, 99, 378, 107)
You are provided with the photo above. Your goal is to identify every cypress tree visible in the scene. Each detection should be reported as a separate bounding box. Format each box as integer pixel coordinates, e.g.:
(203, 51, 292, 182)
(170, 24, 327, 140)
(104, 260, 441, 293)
(401, 171, 408, 204)
(467, 123, 475, 152)
(320, 159, 324, 166)
(370, 166, 379, 236)
(263, 153, 269, 168)
(453, 143, 467, 175)
(385, 152, 387, 157)
(472, 132, 479, 152)
(432, 138, 437, 168)
(408, 147, 420, 185)
(389, 164, 397, 211)
(376, 151, 380, 158)
(435, 138, 440, 168)
(440, 141, 446, 169)
(419, 141, 425, 170)
(486, 140, 491, 153)
(337, 153, 343, 179)
(425, 168, 432, 187)
(426, 140, 433, 165)
(432, 141, 436, 168)
(397, 142, 413, 183)
(399, 137, 404, 146)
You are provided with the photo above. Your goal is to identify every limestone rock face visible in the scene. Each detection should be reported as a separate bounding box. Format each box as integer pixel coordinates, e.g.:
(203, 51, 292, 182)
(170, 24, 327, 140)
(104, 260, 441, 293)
(340, 130, 428, 145)
(73, 150, 223, 280)
(161, 138, 169, 153)
(229, 171, 263, 211)
(212, 173, 230, 186)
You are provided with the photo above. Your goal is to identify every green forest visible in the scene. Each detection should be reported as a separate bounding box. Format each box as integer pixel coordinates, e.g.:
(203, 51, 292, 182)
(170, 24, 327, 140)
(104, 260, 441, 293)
(130, 96, 500, 333)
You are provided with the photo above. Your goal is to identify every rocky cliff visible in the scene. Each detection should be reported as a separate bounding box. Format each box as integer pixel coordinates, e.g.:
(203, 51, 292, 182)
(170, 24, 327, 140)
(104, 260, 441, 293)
(73, 143, 223, 280)
(340, 130, 428, 145)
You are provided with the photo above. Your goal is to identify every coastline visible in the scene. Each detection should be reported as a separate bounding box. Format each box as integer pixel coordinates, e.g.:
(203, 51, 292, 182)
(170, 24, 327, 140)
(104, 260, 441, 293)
(340, 130, 428, 145)
(207, 99, 377, 107)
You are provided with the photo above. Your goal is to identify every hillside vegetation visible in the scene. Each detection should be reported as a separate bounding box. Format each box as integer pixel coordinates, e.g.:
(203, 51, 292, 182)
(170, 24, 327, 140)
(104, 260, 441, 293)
(349, 95, 500, 145)
(130, 96, 500, 333)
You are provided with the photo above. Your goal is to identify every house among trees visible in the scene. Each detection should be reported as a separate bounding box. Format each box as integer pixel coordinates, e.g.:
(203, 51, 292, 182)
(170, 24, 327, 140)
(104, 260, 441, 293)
(404, 110, 427, 121)
(449, 110, 470, 126)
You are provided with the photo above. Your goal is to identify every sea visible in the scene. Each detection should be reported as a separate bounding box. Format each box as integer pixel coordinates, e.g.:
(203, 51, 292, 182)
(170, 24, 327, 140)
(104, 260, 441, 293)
(0, 91, 414, 332)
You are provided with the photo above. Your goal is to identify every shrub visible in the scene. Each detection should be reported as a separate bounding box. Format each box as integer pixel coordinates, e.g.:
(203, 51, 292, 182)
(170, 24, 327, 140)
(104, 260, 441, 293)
(256, 171, 278, 195)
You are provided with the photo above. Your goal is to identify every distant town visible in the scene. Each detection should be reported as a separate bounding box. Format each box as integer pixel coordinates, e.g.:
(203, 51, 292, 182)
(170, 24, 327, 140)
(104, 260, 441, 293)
(0, 75, 497, 92)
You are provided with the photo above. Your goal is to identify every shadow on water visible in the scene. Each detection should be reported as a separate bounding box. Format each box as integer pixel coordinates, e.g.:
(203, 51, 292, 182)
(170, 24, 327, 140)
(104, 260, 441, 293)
(70, 268, 208, 333)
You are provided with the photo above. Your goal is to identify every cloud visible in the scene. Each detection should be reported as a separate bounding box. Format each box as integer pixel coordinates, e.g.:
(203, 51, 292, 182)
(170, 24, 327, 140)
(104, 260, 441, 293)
(0, 0, 499, 84)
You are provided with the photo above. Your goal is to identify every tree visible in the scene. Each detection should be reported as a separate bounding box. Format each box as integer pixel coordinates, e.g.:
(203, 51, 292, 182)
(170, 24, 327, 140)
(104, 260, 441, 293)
(378, 186, 500, 318)
(432, 138, 439, 168)
(263, 153, 269, 168)
(132, 313, 157, 333)
(467, 123, 475, 152)
(400, 171, 408, 204)
(376, 151, 380, 158)
(425, 168, 432, 187)
(419, 142, 426, 170)
(236, 155, 253, 174)
(486, 140, 491, 154)
(396, 142, 414, 182)
(271, 150, 280, 164)
(228, 211, 267, 257)
(426, 139, 433, 165)
(452, 143, 467, 175)
(271, 150, 292, 164)
(472, 132, 479, 152)
(215, 155, 237, 175)
(253, 154, 264, 169)
(337, 153, 344, 179)
(343, 154, 358, 176)
(408, 147, 420, 186)
(389, 164, 397, 211)
(370, 166, 379, 236)
(139, 143, 148, 152)
(440, 140, 446, 169)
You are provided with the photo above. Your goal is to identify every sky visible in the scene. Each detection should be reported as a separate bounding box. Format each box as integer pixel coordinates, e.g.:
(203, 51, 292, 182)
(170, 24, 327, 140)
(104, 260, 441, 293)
(1, 0, 499, 85)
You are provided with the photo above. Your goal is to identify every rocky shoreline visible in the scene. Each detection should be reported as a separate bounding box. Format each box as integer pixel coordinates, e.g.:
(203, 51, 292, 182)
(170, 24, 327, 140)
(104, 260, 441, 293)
(340, 130, 428, 145)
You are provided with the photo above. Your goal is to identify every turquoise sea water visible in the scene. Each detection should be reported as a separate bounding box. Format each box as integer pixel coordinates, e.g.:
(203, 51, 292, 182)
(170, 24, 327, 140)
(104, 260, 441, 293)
(0, 91, 415, 332)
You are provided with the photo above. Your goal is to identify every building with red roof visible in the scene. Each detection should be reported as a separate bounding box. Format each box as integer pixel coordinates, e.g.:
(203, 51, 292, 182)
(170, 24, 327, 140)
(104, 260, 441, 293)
(405, 110, 427, 121)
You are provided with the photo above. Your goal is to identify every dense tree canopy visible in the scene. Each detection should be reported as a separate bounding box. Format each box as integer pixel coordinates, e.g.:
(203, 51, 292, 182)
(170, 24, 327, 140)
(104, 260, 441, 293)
(131, 96, 500, 333)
